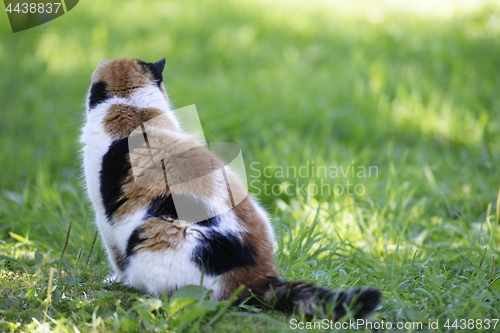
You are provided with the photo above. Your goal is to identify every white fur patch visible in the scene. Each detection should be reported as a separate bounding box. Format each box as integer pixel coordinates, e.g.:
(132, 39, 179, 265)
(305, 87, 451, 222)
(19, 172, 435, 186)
(125, 237, 221, 298)
(80, 104, 112, 219)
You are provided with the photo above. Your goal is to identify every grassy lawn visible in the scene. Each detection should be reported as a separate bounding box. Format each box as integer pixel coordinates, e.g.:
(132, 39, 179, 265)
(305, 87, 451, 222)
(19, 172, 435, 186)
(1, 0, 499, 332)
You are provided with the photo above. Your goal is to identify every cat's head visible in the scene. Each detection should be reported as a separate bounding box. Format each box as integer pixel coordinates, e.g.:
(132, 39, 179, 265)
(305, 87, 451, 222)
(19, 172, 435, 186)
(87, 58, 168, 111)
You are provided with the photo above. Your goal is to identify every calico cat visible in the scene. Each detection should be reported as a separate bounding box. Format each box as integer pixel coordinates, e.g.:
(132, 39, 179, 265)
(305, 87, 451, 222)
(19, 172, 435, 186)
(80, 58, 381, 319)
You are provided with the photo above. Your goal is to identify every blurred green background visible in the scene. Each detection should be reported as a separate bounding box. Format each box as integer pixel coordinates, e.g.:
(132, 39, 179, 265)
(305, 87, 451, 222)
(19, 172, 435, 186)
(0, 0, 499, 331)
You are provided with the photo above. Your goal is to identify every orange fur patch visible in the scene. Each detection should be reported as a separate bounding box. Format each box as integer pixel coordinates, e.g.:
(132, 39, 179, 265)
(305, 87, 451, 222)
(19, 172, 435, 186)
(131, 217, 188, 253)
(218, 196, 278, 299)
(104, 104, 163, 140)
(92, 59, 151, 97)
(128, 130, 223, 201)
(111, 135, 222, 222)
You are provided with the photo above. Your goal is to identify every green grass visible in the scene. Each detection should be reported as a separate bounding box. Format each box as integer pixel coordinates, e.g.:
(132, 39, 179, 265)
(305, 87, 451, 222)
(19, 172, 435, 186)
(1, 0, 500, 332)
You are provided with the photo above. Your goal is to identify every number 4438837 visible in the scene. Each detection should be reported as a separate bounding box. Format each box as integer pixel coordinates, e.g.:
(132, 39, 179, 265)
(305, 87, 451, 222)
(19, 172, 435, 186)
(444, 319, 499, 330)
(5, 2, 62, 14)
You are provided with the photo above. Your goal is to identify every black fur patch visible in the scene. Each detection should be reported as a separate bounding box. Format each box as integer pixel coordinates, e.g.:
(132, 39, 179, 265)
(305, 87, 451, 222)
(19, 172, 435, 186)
(145, 193, 220, 228)
(146, 194, 178, 219)
(126, 227, 146, 257)
(191, 231, 256, 276)
(136, 60, 164, 87)
(110, 244, 128, 271)
(88, 81, 110, 109)
(196, 215, 219, 228)
(100, 138, 130, 222)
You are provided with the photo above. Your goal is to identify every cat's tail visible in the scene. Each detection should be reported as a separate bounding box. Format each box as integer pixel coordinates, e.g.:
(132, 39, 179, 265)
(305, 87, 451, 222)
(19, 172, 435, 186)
(237, 277, 381, 319)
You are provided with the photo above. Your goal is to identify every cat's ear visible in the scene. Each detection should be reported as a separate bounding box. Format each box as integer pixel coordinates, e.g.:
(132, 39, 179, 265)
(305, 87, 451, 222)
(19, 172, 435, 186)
(154, 58, 166, 73)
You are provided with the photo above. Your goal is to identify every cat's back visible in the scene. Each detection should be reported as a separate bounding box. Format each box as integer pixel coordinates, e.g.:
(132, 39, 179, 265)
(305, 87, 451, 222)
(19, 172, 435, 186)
(80, 59, 276, 298)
